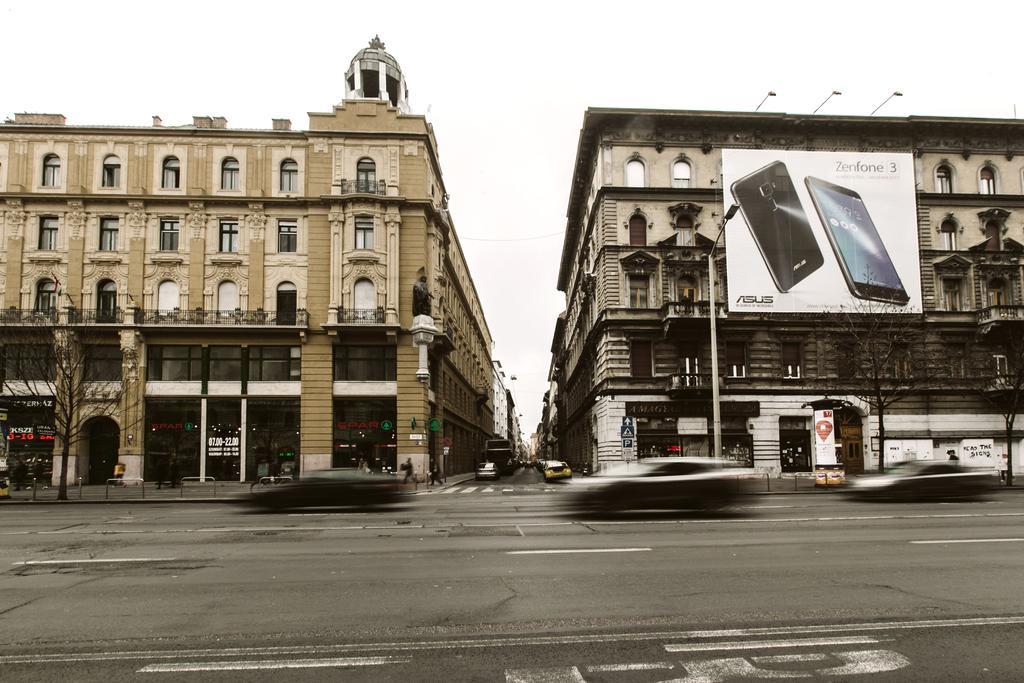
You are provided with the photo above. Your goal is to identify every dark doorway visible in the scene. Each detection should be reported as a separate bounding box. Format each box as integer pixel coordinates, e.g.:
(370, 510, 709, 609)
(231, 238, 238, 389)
(87, 417, 120, 484)
(780, 430, 811, 472)
(277, 282, 297, 325)
(840, 411, 864, 474)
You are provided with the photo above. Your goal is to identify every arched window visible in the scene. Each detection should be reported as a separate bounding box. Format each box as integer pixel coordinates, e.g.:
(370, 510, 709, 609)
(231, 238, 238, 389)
(356, 158, 376, 193)
(35, 279, 58, 312)
(939, 219, 958, 250)
(677, 275, 698, 302)
(221, 157, 239, 191)
(157, 280, 180, 312)
(675, 214, 695, 247)
(979, 166, 996, 194)
(984, 220, 1001, 251)
(280, 159, 298, 192)
(935, 165, 953, 193)
(162, 156, 180, 189)
(625, 159, 645, 188)
(628, 214, 647, 246)
(97, 280, 117, 321)
(987, 277, 1009, 306)
(42, 154, 61, 187)
(217, 281, 239, 311)
(101, 155, 121, 188)
(672, 160, 692, 189)
(353, 278, 376, 310)
(276, 282, 297, 325)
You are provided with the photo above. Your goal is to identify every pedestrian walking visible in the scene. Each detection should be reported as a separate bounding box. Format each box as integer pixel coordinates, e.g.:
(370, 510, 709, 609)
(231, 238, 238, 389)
(401, 457, 413, 484)
(12, 458, 27, 491)
(429, 462, 441, 486)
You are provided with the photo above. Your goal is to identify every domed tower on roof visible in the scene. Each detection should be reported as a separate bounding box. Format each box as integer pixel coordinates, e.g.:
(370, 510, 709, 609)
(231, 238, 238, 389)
(345, 35, 410, 114)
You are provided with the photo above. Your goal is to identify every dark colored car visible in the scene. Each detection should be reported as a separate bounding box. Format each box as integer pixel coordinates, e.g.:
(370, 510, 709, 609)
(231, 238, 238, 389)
(569, 459, 740, 512)
(846, 461, 994, 501)
(247, 469, 403, 511)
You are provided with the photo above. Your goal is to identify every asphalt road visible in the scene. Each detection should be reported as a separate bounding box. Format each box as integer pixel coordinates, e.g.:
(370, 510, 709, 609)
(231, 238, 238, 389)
(2, 467, 1024, 681)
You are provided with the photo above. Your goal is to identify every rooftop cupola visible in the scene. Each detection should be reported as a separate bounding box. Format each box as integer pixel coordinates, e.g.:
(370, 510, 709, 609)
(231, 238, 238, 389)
(345, 35, 410, 113)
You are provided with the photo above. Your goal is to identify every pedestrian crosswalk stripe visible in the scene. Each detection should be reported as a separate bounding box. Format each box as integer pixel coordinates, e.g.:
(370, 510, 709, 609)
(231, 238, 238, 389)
(460, 486, 478, 494)
(481, 486, 495, 493)
(439, 487, 459, 494)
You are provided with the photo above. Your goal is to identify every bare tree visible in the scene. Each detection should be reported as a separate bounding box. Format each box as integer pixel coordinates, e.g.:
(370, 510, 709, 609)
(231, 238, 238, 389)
(821, 300, 935, 472)
(974, 333, 1024, 487)
(0, 309, 140, 500)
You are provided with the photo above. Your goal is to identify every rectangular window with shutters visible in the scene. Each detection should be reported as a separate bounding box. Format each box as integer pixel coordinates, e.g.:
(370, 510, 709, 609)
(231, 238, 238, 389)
(782, 342, 802, 379)
(159, 219, 180, 251)
(278, 220, 297, 253)
(726, 342, 746, 378)
(355, 216, 374, 250)
(630, 340, 653, 378)
(627, 274, 649, 308)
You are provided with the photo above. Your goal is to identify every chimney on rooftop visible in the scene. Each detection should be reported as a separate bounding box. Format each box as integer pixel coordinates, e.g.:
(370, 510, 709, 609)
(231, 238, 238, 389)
(13, 113, 66, 125)
(192, 116, 212, 128)
(211, 116, 228, 129)
(272, 118, 292, 131)
(152, 115, 163, 127)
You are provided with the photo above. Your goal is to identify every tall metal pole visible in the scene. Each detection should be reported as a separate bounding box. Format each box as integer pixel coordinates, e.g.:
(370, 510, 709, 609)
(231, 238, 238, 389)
(708, 251, 722, 459)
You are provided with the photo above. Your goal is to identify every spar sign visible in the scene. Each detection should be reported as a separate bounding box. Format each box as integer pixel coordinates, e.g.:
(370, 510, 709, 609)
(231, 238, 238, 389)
(814, 409, 837, 466)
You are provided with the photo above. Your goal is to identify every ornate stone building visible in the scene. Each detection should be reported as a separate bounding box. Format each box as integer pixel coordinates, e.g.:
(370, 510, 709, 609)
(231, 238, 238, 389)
(549, 108, 1024, 476)
(0, 38, 494, 484)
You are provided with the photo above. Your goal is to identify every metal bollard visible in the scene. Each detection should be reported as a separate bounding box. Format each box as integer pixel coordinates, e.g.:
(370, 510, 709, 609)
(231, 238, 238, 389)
(32, 477, 37, 501)
(78, 477, 83, 499)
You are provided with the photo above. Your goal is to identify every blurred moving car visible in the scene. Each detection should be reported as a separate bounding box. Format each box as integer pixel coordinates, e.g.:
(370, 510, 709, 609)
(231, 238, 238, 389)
(543, 460, 573, 482)
(476, 462, 500, 481)
(569, 459, 740, 512)
(846, 461, 994, 501)
(248, 469, 402, 511)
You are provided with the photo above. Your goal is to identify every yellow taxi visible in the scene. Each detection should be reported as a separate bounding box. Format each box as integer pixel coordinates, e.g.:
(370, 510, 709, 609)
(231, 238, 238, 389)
(543, 460, 573, 481)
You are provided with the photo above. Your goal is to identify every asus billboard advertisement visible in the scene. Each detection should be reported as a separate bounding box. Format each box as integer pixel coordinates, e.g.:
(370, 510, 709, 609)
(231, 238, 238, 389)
(723, 150, 922, 313)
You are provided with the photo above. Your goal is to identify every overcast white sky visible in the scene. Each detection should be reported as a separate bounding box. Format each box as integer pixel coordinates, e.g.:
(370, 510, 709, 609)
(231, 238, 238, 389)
(4, 0, 1024, 437)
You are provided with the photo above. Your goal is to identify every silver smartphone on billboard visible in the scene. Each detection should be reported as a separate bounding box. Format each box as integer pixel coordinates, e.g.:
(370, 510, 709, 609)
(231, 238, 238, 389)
(804, 176, 910, 305)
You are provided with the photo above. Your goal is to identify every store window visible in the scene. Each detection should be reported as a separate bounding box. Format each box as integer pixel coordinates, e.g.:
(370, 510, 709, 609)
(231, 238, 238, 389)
(4, 398, 57, 482)
(147, 345, 202, 381)
(333, 399, 397, 471)
(333, 345, 396, 381)
(209, 346, 242, 381)
(145, 399, 201, 482)
(206, 400, 241, 482)
(247, 400, 301, 479)
(249, 346, 301, 381)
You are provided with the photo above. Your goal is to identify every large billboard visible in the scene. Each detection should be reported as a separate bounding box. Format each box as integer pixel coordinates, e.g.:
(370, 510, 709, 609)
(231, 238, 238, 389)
(723, 150, 922, 313)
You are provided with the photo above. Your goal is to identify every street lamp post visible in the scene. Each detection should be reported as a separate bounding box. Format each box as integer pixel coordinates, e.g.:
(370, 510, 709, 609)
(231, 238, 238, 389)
(709, 204, 740, 459)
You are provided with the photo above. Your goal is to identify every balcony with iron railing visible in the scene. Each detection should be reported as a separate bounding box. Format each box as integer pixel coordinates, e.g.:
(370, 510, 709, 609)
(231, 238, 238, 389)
(661, 300, 726, 336)
(337, 307, 385, 324)
(0, 307, 126, 326)
(337, 179, 387, 196)
(667, 373, 709, 396)
(134, 308, 308, 327)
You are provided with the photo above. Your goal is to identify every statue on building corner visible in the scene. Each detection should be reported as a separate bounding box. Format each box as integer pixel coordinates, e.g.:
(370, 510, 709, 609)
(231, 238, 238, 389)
(413, 276, 433, 317)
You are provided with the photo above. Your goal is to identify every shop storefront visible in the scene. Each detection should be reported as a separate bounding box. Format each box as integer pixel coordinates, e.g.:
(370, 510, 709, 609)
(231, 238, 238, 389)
(333, 399, 397, 471)
(247, 399, 300, 479)
(626, 400, 756, 466)
(145, 400, 202, 482)
(3, 397, 56, 485)
(780, 418, 812, 472)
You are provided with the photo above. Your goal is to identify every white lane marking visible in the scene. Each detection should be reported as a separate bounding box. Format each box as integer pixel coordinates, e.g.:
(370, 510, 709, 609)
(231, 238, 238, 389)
(750, 653, 828, 663)
(139, 656, 409, 673)
(665, 636, 880, 652)
(506, 666, 585, 683)
(813, 649, 911, 675)
(481, 487, 495, 493)
(507, 548, 651, 555)
(587, 662, 675, 672)
(13, 558, 175, 566)
(439, 487, 460, 494)
(460, 486, 478, 494)
(503, 488, 514, 492)
(4, 616, 1023, 665)
(741, 505, 794, 509)
(910, 538, 1024, 544)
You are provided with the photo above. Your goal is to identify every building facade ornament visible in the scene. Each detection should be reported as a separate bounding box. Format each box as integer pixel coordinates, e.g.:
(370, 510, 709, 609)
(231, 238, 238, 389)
(65, 200, 87, 239)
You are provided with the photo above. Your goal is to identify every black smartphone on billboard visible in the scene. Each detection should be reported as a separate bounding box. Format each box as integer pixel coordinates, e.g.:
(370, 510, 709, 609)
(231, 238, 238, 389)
(730, 161, 824, 292)
(804, 176, 910, 305)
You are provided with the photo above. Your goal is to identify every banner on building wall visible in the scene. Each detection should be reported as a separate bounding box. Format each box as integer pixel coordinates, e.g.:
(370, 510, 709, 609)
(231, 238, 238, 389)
(813, 409, 837, 466)
(722, 150, 922, 313)
(961, 439, 996, 468)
